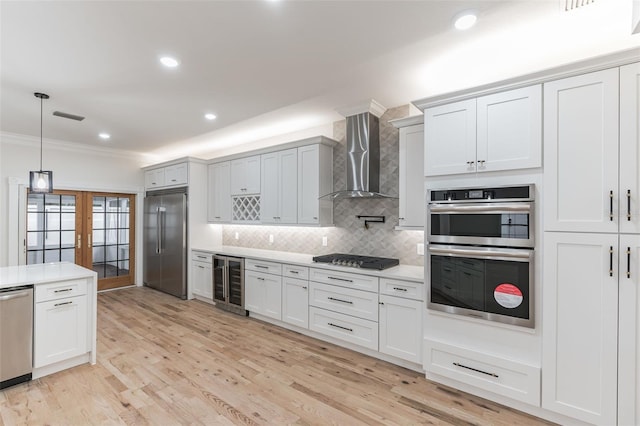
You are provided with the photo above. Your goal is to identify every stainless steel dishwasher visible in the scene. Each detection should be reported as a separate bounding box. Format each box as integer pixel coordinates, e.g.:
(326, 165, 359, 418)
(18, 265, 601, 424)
(0, 285, 33, 389)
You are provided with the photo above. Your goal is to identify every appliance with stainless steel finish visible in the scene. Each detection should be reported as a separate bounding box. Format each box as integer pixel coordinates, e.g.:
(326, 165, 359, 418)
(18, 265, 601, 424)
(213, 255, 246, 315)
(427, 184, 535, 328)
(143, 187, 188, 299)
(313, 253, 400, 270)
(322, 111, 394, 199)
(428, 184, 534, 248)
(0, 285, 33, 389)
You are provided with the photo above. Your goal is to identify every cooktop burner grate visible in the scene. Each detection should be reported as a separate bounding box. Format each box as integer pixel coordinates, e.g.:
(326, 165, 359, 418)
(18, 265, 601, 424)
(312, 253, 400, 270)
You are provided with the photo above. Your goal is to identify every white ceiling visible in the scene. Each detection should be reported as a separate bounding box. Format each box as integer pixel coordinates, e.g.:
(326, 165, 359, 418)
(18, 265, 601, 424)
(1, 0, 638, 163)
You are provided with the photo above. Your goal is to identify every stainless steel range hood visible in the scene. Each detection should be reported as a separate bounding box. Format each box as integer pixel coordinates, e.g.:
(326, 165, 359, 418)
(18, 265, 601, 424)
(323, 106, 394, 200)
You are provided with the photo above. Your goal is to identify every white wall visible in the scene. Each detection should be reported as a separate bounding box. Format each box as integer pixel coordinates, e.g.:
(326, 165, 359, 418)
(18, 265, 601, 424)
(0, 132, 146, 281)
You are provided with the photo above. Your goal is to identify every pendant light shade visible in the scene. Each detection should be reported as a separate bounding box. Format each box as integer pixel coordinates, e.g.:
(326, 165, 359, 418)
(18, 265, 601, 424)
(29, 92, 53, 193)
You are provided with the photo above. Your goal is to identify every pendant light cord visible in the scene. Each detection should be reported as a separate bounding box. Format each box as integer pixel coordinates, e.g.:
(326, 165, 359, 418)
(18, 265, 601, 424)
(39, 95, 43, 171)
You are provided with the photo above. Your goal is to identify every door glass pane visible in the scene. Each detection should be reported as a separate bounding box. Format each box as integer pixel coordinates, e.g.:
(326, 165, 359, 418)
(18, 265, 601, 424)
(92, 195, 131, 279)
(26, 192, 75, 265)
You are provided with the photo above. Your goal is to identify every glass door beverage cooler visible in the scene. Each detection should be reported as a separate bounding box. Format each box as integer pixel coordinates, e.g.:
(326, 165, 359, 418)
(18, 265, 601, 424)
(213, 255, 246, 315)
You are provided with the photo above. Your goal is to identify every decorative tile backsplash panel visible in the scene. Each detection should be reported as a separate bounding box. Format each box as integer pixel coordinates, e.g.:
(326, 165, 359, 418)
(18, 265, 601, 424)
(222, 104, 425, 266)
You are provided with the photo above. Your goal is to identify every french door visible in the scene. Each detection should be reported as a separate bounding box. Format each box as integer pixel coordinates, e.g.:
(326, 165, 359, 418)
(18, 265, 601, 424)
(26, 190, 136, 291)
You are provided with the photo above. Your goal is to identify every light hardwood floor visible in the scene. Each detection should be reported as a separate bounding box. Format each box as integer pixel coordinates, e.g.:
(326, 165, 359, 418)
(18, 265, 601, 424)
(0, 287, 552, 425)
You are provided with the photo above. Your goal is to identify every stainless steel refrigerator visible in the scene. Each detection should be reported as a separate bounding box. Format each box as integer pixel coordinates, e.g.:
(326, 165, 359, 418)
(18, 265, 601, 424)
(143, 188, 187, 299)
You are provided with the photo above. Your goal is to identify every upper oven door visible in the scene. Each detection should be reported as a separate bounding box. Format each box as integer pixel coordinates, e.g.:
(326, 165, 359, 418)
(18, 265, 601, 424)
(428, 201, 534, 248)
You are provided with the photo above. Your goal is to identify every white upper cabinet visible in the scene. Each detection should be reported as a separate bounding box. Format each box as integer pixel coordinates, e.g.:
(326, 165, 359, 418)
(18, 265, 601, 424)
(398, 122, 424, 229)
(297, 144, 333, 226)
(425, 99, 476, 176)
(620, 62, 640, 234)
(207, 161, 231, 223)
(476, 85, 542, 172)
(230, 155, 261, 195)
(261, 148, 298, 224)
(424, 85, 541, 176)
(544, 68, 620, 233)
(144, 161, 189, 190)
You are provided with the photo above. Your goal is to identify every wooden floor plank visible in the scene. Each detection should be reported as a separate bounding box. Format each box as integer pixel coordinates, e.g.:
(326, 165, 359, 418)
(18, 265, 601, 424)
(0, 287, 553, 425)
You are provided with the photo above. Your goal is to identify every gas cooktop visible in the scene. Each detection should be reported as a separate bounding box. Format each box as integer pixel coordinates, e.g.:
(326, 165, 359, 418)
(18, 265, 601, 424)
(312, 253, 400, 270)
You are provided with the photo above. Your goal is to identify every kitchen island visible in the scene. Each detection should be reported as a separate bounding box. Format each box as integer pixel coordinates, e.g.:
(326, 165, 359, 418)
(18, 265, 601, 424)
(0, 262, 97, 380)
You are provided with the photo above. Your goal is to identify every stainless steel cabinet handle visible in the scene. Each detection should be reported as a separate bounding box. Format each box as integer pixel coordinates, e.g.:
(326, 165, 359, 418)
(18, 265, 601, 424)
(54, 288, 73, 293)
(302, 286, 307, 290)
(255, 265, 268, 269)
(327, 296, 353, 304)
(328, 276, 353, 283)
(257, 277, 265, 281)
(453, 362, 498, 378)
(610, 190, 614, 221)
(609, 246, 614, 277)
(290, 270, 299, 274)
(627, 247, 631, 279)
(628, 190, 632, 221)
(54, 301, 73, 307)
(77, 234, 82, 249)
(198, 265, 205, 269)
(393, 287, 408, 292)
(328, 322, 353, 332)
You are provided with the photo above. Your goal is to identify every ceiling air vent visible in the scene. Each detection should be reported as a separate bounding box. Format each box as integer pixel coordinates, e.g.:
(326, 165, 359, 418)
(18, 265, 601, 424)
(563, 0, 595, 11)
(53, 111, 85, 121)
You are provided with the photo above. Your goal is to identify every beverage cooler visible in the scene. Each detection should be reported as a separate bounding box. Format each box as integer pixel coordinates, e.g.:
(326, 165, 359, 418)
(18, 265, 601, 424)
(212, 255, 246, 316)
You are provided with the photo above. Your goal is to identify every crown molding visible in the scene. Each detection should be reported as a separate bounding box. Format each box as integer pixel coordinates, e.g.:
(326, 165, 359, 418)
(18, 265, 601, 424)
(0, 131, 147, 161)
(335, 99, 387, 118)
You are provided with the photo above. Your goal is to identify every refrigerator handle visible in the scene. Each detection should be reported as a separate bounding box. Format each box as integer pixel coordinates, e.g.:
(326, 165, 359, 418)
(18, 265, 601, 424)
(155, 207, 161, 254)
(158, 207, 166, 253)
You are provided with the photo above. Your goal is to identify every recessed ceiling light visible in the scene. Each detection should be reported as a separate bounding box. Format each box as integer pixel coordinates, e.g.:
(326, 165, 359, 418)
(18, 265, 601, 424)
(160, 56, 179, 68)
(204, 113, 217, 120)
(98, 133, 111, 140)
(454, 11, 477, 30)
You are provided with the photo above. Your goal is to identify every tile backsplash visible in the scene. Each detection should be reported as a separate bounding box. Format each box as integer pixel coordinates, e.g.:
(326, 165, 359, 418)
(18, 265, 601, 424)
(222, 104, 425, 266)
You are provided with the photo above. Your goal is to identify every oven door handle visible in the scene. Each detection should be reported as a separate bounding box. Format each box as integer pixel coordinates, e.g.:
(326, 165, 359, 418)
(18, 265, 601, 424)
(429, 203, 532, 214)
(428, 246, 532, 261)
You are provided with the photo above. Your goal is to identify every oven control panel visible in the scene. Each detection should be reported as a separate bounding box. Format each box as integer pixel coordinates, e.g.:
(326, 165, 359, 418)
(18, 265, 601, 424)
(430, 185, 533, 202)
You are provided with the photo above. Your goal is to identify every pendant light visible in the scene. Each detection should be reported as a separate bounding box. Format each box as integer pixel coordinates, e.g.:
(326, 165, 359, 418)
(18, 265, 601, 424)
(29, 92, 53, 193)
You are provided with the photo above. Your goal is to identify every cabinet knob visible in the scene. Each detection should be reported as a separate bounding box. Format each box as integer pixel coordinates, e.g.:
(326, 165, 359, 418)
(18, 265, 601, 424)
(313, 217, 318, 220)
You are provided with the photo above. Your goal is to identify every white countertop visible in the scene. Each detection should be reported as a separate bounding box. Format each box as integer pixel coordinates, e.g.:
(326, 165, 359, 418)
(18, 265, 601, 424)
(192, 246, 424, 282)
(0, 262, 97, 290)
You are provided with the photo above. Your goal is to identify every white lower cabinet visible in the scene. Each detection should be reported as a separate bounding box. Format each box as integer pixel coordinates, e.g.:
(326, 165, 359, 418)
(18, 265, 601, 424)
(282, 276, 309, 328)
(424, 339, 541, 406)
(309, 306, 378, 351)
(245, 269, 282, 320)
(542, 232, 619, 425)
(379, 295, 422, 363)
(191, 252, 213, 300)
(34, 281, 89, 368)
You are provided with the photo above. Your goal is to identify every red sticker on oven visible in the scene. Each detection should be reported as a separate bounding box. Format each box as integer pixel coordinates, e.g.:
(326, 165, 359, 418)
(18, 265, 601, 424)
(494, 283, 523, 309)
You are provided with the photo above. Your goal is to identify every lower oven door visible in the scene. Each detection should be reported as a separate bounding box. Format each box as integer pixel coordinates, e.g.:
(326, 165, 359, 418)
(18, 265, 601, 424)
(427, 244, 534, 328)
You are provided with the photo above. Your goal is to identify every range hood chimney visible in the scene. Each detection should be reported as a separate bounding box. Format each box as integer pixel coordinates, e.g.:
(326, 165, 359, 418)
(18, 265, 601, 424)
(324, 100, 394, 200)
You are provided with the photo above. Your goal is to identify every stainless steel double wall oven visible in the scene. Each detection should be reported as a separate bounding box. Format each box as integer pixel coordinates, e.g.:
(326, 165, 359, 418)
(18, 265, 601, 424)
(427, 185, 535, 328)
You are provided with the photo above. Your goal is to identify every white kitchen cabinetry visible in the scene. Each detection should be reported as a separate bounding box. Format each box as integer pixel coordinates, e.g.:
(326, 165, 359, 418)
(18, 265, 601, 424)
(543, 68, 620, 233)
(308, 267, 379, 351)
(34, 279, 89, 368)
(378, 278, 423, 363)
(261, 148, 298, 224)
(191, 251, 212, 301)
(207, 162, 231, 223)
(297, 144, 333, 226)
(391, 116, 424, 229)
(230, 155, 261, 195)
(542, 232, 618, 425)
(245, 259, 282, 320)
(144, 162, 188, 190)
(620, 62, 640, 235)
(282, 264, 309, 328)
(424, 85, 541, 176)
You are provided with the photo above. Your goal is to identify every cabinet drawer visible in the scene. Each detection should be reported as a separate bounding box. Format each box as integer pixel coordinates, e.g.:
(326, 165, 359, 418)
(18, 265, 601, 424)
(283, 264, 309, 280)
(309, 268, 378, 293)
(191, 251, 212, 263)
(309, 281, 378, 321)
(309, 307, 378, 351)
(245, 258, 282, 275)
(379, 278, 424, 301)
(35, 279, 88, 303)
(424, 339, 541, 406)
